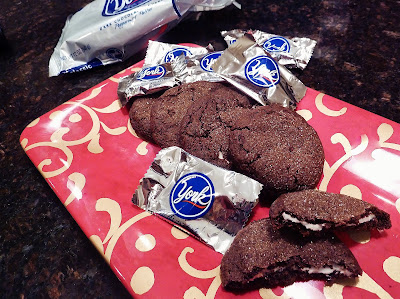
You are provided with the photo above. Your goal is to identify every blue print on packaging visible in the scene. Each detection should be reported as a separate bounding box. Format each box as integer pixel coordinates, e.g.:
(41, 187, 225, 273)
(200, 51, 222, 72)
(60, 58, 103, 75)
(245, 55, 280, 88)
(102, 0, 152, 16)
(170, 172, 215, 220)
(263, 36, 291, 53)
(137, 65, 166, 81)
(106, 48, 124, 60)
(164, 48, 192, 63)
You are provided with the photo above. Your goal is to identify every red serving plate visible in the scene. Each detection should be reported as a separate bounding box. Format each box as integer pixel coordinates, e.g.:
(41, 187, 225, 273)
(21, 50, 400, 298)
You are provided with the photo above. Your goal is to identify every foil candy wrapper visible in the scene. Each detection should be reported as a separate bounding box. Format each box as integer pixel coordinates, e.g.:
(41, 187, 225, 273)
(144, 41, 224, 83)
(212, 35, 307, 108)
(117, 54, 187, 106)
(49, 0, 236, 77)
(132, 146, 263, 254)
(144, 40, 210, 65)
(184, 51, 225, 83)
(118, 42, 225, 105)
(222, 29, 317, 70)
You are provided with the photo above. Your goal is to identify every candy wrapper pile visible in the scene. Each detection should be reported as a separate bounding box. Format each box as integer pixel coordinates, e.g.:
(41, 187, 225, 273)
(118, 30, 316, 108)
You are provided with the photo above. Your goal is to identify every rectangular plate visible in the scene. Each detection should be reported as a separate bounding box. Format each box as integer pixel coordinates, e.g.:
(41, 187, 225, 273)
(21, 53, 400, 298)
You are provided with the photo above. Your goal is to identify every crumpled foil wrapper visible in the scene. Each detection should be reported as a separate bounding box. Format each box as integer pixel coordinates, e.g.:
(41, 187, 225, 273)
(132, 146, 263, 254)
(212, 34, 307, 108)
(144, 40, 224, 83)
(222, 29, 317, 70)
(117, 54, 187, 106)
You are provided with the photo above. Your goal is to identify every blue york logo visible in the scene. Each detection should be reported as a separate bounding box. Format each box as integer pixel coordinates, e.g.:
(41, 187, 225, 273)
(102, 0, 151, 16)
(170, 172, 215, 220)
(245, 55, 280, 88)
(200, 51, 222, 72)
(164, 48, 192, 63)
(263, 36, 291, 53)
(137, 65, 166, 81)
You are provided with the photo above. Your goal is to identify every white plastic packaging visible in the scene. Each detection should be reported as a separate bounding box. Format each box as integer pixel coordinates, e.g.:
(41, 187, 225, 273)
(49, 0, 236, 77)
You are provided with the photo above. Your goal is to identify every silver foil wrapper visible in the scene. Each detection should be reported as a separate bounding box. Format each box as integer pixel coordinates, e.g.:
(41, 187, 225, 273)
(144, 40, 210, 65)
(132, 146, 262, 254)
(222, 29, 317, 70)
(117, 54, 187, 106)
(184, 51, 225, 83)
(145, 40, 224, 83)
(212, 35, 307, 108)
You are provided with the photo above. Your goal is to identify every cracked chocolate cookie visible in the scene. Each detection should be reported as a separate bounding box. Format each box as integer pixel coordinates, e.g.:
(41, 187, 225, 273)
(269, 189, 392, 235)
(220, 218, 362, 291)
(179, 82, 254, 169)
(150, 81, 225, 148)
(220, 104, 325, 200)
(128, 93, 163, 143)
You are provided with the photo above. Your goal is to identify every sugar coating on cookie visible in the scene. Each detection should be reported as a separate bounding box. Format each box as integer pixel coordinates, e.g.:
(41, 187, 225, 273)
(220, 104, 325, 199)
(179, 82, 255, 169)
(150, 82, 202, 148)
(129, 93, 162, 143)
(269, 189, 392, 235)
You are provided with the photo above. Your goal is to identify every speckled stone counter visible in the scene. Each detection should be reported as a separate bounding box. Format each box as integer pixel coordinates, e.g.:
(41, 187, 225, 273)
(1, 0, 399, 297)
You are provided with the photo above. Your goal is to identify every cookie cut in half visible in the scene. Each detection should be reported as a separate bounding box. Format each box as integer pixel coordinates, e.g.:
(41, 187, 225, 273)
(220, 218, 362, 291)
(269, 189, 391, 235)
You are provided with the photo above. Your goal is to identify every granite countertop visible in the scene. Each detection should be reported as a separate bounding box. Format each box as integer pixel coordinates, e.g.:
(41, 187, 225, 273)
(1, 0, 399, 297)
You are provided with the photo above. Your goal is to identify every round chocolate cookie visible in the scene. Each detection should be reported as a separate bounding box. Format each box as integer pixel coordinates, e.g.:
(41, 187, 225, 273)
(220, 218, 362, 291)
(128, 93, 162, 143)
(269, 189, 392, 235)
(220, 104, 325, 200)
(151, 81, 219, 148)
(178, 82, 254, 169)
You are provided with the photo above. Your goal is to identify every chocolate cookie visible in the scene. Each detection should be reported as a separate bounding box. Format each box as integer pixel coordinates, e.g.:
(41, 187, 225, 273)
(269, 189, 392, 235)
(220, 218, 362, 291)
(179, 82, 254, 169)
(151, 81, 217, 148)
(128, 93, 162, 142)
(220, 104, 324, 200)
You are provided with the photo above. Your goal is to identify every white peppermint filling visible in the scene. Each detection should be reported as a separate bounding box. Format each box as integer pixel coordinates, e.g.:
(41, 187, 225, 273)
(358, 214, 376, 223)
(303, 265, 353, 276)
(218, 151, 224, 160)
(282, 212, 324, 231)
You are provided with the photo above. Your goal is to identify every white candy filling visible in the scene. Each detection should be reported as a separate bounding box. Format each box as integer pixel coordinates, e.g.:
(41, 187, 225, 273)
(303, 265, 353, 276)
(282, 212, 324, 231)
(218, 151, 224, 160)
(282, 212, 377, 230)
(359, 214, 376, 223)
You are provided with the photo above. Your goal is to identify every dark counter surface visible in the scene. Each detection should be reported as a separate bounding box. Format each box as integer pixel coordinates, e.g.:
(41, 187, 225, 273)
(1, 0, 399, 297)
